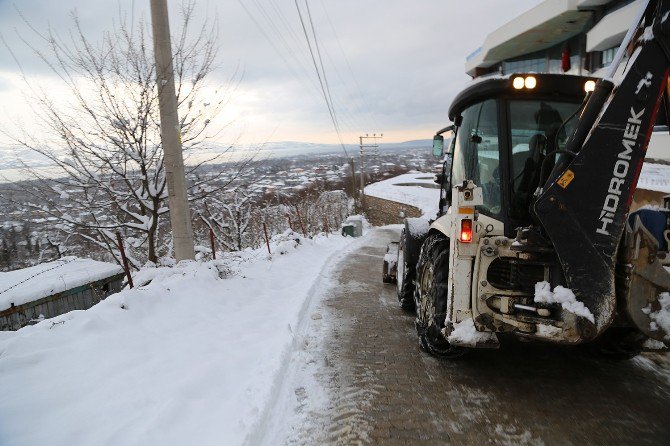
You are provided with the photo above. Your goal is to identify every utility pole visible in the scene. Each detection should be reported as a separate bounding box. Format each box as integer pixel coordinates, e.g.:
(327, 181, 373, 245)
(359, 133, 383, 199)
(150, 0, 195, 261)
(349, 158, 357, 199)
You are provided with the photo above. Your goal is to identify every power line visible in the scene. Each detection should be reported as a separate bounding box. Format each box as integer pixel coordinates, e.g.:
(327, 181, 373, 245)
(237, 0, 321, 100)
(304, 1, 362, 136)
(294, 0, 348, 157)
(305, 0, 340, 134)
(318, 0, 380, 132)
(241, 0, 372, 154)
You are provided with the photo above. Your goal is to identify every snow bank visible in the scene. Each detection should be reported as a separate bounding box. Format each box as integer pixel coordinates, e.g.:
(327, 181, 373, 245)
(534, 281, 595, 323)
(644, 292, 670, 341)
(364, 172, 439, 217)
(0, 257, 123, 310)
(0, 231, 356, 446)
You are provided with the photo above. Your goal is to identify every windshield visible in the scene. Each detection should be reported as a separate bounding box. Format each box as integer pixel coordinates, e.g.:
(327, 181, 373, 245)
(508, 100, 581, 220)
(451, 99, 501, 216)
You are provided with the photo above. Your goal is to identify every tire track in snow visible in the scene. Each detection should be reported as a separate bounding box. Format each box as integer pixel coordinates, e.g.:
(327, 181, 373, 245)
(246, 232, 375, 446)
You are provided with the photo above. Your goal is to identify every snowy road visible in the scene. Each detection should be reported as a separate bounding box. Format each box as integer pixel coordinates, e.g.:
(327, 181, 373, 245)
(268, 228, 670, 445)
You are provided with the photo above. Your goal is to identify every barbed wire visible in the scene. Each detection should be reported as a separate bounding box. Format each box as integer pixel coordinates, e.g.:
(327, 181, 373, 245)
(0, 258, 77, 297)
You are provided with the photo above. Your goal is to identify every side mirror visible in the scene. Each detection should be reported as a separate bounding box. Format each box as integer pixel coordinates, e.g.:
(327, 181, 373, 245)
(432, 135, 444, 157)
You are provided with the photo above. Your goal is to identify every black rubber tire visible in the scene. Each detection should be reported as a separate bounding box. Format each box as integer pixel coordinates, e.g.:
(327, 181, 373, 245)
(414, 233, 465, 359)
(585, 328, 645, 360)
(396, 229, 415, 310)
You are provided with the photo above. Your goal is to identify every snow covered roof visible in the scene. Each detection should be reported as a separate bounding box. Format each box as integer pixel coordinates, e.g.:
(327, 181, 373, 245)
(0, 257, 124, 310)
(364, 172, 440, 217)
(638, 162, 670, 194)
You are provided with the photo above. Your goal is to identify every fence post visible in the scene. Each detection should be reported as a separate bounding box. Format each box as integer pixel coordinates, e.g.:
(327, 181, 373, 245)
(262, 222, 272, 255)
(209, 228, 216, 260)
(295, 208, 307, 237)
(115, 231, 134, 289)
(323, 216, 330, 236)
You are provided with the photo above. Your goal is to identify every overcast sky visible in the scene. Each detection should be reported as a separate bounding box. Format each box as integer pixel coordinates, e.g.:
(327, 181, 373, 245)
(0, 0, 542, 146)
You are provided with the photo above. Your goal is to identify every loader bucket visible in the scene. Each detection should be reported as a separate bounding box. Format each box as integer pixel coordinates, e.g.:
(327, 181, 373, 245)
(620, 214, 670, 343)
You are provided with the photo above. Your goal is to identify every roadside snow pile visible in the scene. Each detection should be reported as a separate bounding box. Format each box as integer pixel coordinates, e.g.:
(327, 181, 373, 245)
(643, 292, 670, 341)
(447, 318, 496, 346)
(534, 281, 595, 323)
(0, 231, 356, 446)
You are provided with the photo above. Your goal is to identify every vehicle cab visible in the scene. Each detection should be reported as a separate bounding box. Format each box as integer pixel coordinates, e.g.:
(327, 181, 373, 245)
(427, 73, 598, 347)
(433, 73, 596, 237)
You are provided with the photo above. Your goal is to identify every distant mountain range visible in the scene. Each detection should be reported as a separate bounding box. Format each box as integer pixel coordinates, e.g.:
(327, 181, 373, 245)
(0, 139, 433, 174)
(208, 139, 433, 159)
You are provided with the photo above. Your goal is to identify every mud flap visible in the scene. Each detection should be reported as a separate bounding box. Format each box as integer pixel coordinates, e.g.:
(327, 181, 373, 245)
(622, 217, 670, 342)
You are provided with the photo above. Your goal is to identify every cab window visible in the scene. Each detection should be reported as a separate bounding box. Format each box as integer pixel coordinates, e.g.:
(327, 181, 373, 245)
(452, 99, 501, 215)
(508, 100, 580, 219)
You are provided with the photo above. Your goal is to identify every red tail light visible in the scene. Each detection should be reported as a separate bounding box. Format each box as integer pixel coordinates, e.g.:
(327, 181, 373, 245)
(460, 219, 473, 243)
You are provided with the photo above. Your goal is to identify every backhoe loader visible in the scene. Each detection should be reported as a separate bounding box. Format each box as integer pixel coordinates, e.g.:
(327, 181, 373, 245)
(388, 0, 670, 359)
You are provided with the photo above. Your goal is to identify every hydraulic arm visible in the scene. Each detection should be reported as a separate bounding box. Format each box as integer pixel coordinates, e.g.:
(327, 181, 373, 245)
(534, 0, 670, 338)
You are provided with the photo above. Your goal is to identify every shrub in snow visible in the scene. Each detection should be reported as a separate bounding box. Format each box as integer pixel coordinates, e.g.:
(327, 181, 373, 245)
(194, 245, 212, 262)
(158, 257, 176, 267)
(270, 230, 303, 255)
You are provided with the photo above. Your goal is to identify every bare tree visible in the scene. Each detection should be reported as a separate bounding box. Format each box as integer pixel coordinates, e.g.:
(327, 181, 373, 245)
(0, 2, 253, 268)
(198, 186, 254, 252)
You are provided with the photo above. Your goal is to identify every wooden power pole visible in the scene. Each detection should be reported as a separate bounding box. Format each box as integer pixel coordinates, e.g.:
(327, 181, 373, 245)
(349, 158, 357, 199)
(150, 0, 195, 261)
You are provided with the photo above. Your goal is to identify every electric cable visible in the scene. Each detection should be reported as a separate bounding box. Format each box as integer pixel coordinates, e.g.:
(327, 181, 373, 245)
(294, 0, 349, 157)
(319, 0, 379, 132)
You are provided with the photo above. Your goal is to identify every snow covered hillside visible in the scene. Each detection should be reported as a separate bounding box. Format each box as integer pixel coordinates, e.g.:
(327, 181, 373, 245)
(0, 230, 361, 446)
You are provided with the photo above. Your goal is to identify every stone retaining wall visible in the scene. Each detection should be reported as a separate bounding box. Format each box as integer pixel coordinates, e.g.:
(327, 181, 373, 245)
(362, 194, 423, 226)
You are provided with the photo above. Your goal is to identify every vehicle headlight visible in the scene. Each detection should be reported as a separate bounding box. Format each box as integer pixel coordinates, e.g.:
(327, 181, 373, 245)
(524, 76, 537, 89)
(584, 80, 596, 93)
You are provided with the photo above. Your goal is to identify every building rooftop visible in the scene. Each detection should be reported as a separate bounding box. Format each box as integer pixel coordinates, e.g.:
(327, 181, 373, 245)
(466, 0, 592, 76)
(0, 257, 123, 310)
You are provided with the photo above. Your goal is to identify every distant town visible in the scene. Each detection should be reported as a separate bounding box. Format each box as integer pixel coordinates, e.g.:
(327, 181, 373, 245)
(0, 142, 437, 271)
